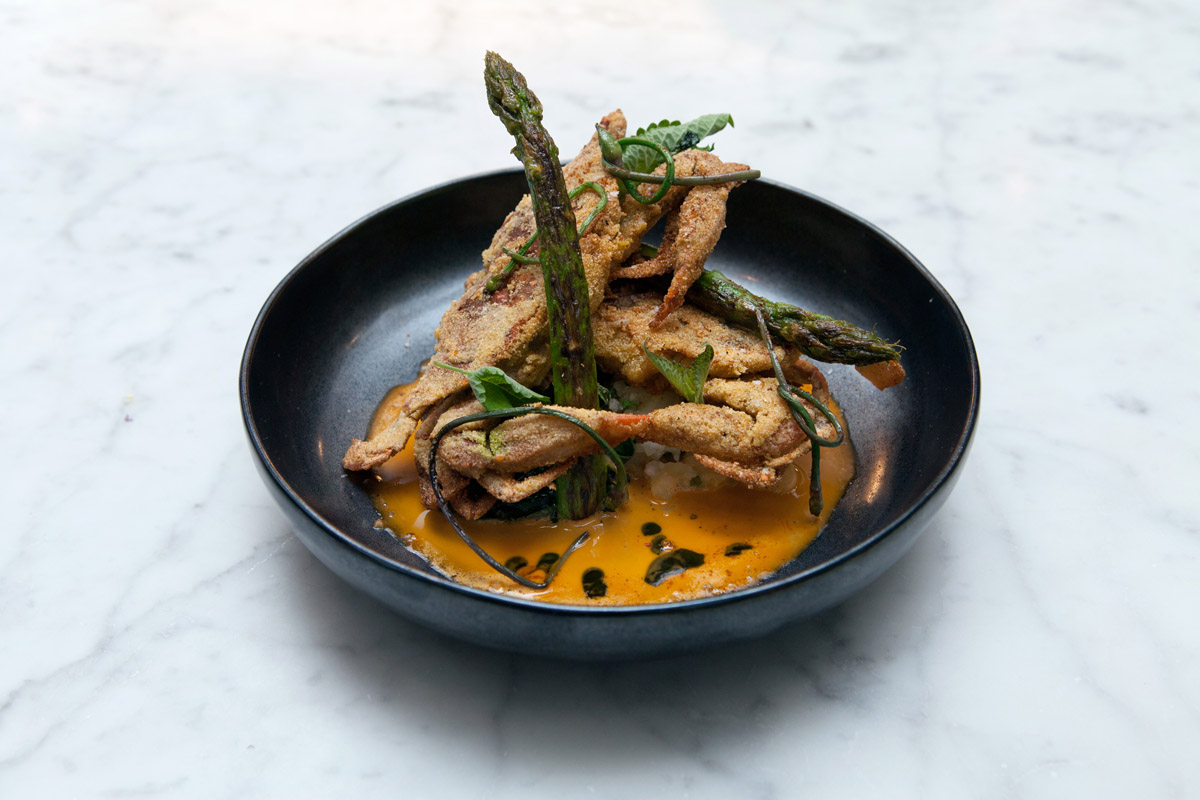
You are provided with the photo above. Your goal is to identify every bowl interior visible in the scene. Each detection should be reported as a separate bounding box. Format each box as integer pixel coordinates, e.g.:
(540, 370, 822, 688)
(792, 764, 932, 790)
(243, 170, 977, 606)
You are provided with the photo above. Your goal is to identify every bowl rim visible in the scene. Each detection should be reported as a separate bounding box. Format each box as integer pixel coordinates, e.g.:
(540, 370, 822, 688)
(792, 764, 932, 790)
(239, 166, 980, 618)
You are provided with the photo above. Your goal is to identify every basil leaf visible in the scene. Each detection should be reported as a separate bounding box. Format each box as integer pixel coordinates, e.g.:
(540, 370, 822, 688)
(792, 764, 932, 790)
(623, 113, 735, 174)
(433, 362, 549, 410)
(642, 342, 714, 404)
(641, 113, 734, 152)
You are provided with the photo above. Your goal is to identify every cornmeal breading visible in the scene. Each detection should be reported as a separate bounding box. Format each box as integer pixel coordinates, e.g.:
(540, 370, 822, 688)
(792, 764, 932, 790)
(594, 291, 775, 386)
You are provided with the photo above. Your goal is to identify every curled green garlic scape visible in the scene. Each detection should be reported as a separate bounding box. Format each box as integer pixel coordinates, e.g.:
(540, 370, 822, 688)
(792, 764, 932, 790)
(753, 308, 845, 516)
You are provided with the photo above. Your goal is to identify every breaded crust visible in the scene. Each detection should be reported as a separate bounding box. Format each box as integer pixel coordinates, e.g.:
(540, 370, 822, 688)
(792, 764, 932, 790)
(594, 291, 775, 386)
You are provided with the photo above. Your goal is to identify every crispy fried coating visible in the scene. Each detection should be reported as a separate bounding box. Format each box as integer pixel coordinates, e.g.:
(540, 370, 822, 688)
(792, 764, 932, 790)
(702, 378, 800, 452)
(594, 291, 776, 386)
(645, 152, 750, 326)
(608, 253, 672, 280)
(412, 394, 563, 513)
(413, 393, 484, 513)
(478, 111, 628, 313)
(436, 407, 648, 478)
(643, 377, 833, 469)
(342, 415, 418, 473)
(692, 453, 783, 487)
(476, 462, 574, 503)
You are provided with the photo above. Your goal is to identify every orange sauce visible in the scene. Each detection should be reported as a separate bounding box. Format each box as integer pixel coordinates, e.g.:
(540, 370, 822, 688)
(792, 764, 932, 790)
(365, 383, 855, 605)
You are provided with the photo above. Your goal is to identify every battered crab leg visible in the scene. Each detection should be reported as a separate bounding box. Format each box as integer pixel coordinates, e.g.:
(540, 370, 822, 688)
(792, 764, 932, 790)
(432, 377, 835, 498)
(648, 378, 832, 487)
(436, 407, 650, 479)
(414, 403, 647, 515)
(609, 150, 751, 327)
(412, 393, 497, 520)
(593, 289, 837, 396)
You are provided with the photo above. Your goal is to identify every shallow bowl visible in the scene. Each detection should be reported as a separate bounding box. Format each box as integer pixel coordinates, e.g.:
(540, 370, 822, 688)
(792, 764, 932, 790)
(240, 169, 979, 660)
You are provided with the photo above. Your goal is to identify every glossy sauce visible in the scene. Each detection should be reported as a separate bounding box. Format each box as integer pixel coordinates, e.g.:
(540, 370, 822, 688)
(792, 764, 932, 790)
(366, 383, 856, 605)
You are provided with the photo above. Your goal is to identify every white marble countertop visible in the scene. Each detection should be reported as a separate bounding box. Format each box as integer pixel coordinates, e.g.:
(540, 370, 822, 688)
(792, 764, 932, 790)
(4, 0, 1198, 796)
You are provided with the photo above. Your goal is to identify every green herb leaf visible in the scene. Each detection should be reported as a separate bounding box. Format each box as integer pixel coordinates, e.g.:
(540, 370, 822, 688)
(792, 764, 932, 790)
(504, 555, 529, 571)
(643, 342, 714, 404)
(623, 113, 735, 173)
(724, 542, 752, 557)
(535, 552, 560, 573)
(644, 549, 705, 586)
(433, 362, 549, 410)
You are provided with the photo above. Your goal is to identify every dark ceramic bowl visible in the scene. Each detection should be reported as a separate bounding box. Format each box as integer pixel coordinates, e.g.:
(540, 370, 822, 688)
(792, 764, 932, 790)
(240, 169, 979, 660)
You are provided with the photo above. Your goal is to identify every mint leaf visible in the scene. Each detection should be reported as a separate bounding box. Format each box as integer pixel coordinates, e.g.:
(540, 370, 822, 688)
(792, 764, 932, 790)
(621, 143, 664, 175)
(642, 114, 734, 152)
(623, 113, 735, 174)
(642, 342, 715, 404)
(433, 362, 549, 410)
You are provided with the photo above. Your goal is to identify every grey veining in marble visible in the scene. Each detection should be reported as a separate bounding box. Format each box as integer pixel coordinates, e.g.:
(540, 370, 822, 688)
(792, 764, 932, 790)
(2, 0, 1198, 796)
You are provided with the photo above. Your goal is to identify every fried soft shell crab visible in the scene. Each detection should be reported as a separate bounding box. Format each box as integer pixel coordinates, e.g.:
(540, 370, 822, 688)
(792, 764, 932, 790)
(343, 110, 902, 521)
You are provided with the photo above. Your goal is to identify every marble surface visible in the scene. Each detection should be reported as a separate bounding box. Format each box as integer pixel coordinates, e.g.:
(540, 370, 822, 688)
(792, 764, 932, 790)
(3, 0, 1198, 796)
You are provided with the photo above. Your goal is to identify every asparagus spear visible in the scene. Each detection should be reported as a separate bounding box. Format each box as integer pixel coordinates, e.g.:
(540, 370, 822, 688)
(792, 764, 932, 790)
(484, 52, 607, 519)
(686, 269, 903, 365)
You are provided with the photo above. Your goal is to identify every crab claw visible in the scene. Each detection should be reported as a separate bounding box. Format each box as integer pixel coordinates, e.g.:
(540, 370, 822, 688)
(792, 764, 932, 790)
(641, 378, 838, 487)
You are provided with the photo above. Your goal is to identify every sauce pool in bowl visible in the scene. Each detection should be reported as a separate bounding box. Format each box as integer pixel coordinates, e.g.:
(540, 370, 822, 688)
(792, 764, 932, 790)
(365, 382, 857, 605)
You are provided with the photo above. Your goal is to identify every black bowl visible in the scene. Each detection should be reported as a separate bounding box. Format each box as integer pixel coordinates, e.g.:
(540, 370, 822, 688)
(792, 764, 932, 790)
(240, 169, 979, 660)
